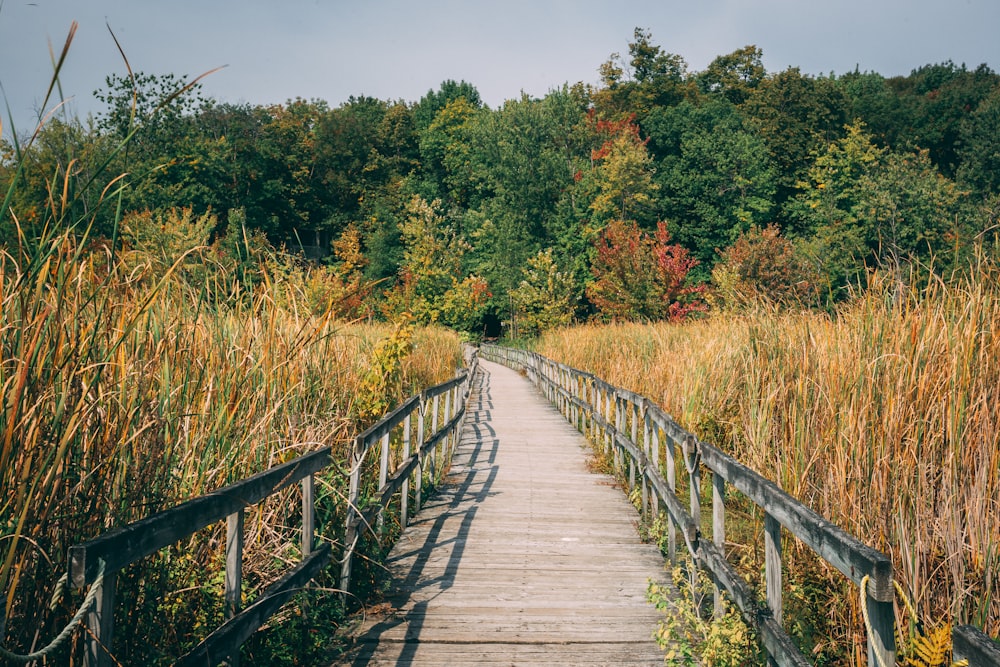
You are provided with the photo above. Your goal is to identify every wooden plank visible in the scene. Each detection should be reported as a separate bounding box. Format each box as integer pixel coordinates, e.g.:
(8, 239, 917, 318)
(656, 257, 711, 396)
(342, 359, 667, 665)
(953, 624, 1000, 665)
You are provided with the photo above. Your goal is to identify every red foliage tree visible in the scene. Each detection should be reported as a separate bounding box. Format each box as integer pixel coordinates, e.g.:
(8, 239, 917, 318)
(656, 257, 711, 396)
(586, 219, 706, 321)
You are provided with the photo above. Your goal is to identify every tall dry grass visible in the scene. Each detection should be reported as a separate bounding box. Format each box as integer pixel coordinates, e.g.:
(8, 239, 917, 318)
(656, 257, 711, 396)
(0, 228, 460, 660)
(537, 268, 999, 654)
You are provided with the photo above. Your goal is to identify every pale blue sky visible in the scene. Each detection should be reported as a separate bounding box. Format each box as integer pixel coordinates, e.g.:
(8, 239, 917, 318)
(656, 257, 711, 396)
(2, 0, 999, 139)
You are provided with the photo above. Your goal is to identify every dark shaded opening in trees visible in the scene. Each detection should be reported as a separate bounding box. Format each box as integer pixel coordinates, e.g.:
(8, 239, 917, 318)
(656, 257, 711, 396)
(481, 311, 502, 339)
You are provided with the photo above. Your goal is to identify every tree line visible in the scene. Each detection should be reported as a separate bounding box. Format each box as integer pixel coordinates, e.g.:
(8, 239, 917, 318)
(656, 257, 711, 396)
(4, 28, 999, 334)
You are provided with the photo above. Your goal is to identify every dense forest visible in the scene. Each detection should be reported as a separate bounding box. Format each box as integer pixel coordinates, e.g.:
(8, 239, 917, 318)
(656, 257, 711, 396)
(4, 28, 999, 335)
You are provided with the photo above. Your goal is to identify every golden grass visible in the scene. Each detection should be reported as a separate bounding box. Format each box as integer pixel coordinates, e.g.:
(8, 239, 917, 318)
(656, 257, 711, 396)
(0, 230, 461, 659)
(536, 270, 999, 649)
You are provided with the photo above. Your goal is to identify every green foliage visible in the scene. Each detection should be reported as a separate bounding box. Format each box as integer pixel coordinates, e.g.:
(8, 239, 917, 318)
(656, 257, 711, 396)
(510, 248, 577, 337)
(647, 99, 777, 267)
(647, 565, 756, 666)
(790, 121, 968, 292)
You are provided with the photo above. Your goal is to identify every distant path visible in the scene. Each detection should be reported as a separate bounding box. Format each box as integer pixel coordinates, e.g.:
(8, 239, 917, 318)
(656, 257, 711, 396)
(341, 359, 668, 666)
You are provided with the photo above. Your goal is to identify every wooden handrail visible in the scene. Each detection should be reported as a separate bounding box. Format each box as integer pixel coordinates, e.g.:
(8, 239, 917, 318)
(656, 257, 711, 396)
(481, 344, 897, 667)
(69, 349, 478, 667)
(953, 624, 1000, 665)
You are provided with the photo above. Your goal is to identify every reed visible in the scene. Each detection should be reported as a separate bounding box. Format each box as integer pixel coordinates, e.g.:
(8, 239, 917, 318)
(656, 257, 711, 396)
(536, 267, 999, 659)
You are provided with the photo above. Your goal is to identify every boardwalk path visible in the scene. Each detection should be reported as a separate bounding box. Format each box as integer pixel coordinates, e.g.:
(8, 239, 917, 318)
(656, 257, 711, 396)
(342, 359, 668, 665)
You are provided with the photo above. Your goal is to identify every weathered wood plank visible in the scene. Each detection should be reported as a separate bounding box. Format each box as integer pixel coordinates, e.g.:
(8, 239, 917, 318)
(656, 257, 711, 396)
(340, 360, 668, 665)
(953, 624, 1000, 665)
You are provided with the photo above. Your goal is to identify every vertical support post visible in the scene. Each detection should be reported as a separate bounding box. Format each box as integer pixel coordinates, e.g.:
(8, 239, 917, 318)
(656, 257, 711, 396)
(430, 394, 440, 483)
(628, 401, 638, 492)
(712, 472, 725, 618)
(614, 395, 624, 473)
(683, 434, 702, 614)
(604, 388, 612, 456)
(867, 598, 896, 667)
(401, 412, 412, 529)
(377, 431, 390, 537)
(340, 436, 362, 597)
(225, 509, 244, 619)
(84, 571, 117, 667)
(442, 388, 452, 471)
(302, 474, 315, 557)
(415, 398, 426, 513)
(684, 435, 700, 525)
(640, 405, 649, 519)
(764, 512, 782, 626)
(649, 416, 660, 519)
(665, 432, 677, 565)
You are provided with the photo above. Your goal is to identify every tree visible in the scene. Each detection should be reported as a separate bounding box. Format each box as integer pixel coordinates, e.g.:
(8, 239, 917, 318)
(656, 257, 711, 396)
(790, 121, 966, 290)
(385, 195, 489, 331)
(647, 99, 777, 268)
(593, 28, 694, 118)
(510, 249, 578, 337)
(957, 88, 1000, 198)
(697, 45, 766, 105)
(711, 224, 821, 310)
(743, 68, 849, 206)
(587, 219, 704, 321)
(584, 114, 659, 225)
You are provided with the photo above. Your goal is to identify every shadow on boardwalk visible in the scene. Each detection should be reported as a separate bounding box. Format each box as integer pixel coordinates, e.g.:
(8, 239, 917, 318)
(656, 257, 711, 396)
(339, 361, 667, 666)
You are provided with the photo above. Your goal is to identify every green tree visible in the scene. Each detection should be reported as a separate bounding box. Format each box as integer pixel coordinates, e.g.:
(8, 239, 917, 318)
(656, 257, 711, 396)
(743, 67, 849, 206)
(510, 248, 578, 337)
(957, 88, 1000, 197)
(697, 45, 766, 105)
(593, 28, 694, 118)
(790, 121, 966, 290)
(583, 115, 659, 225)
(648, 100, 777, 267)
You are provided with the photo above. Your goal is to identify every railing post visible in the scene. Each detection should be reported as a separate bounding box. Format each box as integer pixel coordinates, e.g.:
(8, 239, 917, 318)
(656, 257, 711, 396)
(867, 597, 896, 667)
(442, 388, 452, 471)
(641, 403, 650, 521)
(401, 412, 412, 529)
(430, 394, 440, 483)
(649, 414, 660, 519)
(225, 509, 244, 620)
(665, 430, 676, 565)
(84, 571, 117, 667)
(614, 395, 624, 473)
(377, 431, 390, 538)
(302, 474, 315, 557)
(764, 512, 782, 626)
(225, 508, 244, 666)
(603, 387, 612, 457)
(683, 434, 702, 613)
(628, 400, 638, 493)
(712, 472, 725, 618)
(340, 436, 362, 597)
(415, 396, 426, 513)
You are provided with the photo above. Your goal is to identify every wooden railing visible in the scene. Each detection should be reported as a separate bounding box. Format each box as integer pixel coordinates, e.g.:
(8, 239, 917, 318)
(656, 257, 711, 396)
(67, 350, 478, 667)
(483, 345, 1000, 666)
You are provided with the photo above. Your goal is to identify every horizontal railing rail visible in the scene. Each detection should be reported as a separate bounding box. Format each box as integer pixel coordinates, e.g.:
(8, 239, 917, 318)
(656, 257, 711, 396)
(481, 344, 899, 667)
(68, 348, 479, 667)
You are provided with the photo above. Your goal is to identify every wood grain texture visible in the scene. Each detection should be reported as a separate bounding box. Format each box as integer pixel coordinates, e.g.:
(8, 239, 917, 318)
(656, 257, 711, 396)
(340, 360, 668, 666)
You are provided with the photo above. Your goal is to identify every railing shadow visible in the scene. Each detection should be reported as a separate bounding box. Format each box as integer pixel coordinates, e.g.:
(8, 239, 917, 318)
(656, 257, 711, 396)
(349, 367, 500, 666)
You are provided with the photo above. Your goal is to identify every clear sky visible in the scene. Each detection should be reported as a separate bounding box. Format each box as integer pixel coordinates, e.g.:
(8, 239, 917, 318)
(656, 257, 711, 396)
(2, 0, 999, 140)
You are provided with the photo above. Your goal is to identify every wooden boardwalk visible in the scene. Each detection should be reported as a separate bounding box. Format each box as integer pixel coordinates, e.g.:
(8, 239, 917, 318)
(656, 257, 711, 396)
(341, 359, 668, 666)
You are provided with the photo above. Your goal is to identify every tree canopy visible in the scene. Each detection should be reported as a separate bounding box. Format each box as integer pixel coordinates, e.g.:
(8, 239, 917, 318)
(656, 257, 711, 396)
(4, 30, 999, 334)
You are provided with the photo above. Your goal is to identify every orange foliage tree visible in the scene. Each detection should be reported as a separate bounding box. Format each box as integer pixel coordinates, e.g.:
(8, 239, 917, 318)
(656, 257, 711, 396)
(586, 219, 705, 321)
